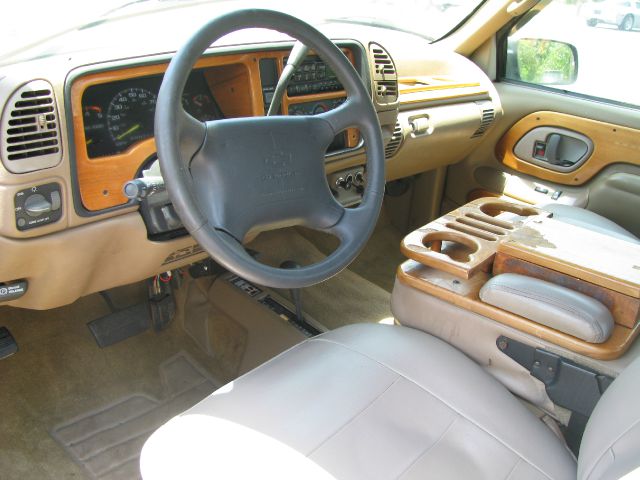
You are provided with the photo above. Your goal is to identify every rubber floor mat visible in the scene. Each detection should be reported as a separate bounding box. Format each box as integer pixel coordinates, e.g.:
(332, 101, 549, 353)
(52, 352, 219, 479)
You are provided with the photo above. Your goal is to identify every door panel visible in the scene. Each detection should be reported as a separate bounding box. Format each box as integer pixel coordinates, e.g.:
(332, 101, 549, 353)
(588, 168, 640, 237)
(444, 82, 640, 236)
(496, 111, 640, 186)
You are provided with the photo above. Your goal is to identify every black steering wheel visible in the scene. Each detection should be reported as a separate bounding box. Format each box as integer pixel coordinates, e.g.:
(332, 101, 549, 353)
(155, 9, 385, 289)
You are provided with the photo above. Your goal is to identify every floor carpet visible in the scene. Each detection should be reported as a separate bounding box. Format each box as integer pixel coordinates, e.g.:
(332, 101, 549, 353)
(51, 353, 218, 480)
(0, 213, 405, 479)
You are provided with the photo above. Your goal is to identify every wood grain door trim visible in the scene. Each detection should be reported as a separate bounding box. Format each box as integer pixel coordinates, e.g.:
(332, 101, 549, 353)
(496, 111, 640, 186)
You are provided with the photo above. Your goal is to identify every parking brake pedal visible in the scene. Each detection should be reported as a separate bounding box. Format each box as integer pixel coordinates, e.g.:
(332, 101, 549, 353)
(0, 326, 18, 359)
(148, 272, 177, 331)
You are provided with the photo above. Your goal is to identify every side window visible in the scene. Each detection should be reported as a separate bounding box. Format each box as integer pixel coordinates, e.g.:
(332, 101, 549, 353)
(503, 0, 640, 107)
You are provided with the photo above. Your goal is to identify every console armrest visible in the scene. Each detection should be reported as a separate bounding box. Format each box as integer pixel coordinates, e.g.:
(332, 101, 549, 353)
(479, 273, 614, 343)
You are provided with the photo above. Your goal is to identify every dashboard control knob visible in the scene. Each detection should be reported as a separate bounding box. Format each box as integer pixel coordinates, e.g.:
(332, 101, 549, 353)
(345, 174, 354, 190)
(24, 194, 52, 217)
(354, 171, 365, 186)
(335, 177, 347, 189)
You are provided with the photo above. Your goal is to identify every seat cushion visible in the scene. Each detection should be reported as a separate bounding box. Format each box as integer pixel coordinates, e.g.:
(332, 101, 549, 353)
(541, 203, 639, 244)
(141, 324, 576, 480)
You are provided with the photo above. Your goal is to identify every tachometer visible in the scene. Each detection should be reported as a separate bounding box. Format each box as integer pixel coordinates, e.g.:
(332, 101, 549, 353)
(106, 87, 157, 150)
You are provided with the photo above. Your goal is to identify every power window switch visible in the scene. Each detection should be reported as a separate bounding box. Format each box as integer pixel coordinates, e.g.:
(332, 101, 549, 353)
(534, 186, 549, 194)
(551, 190, 563, 200)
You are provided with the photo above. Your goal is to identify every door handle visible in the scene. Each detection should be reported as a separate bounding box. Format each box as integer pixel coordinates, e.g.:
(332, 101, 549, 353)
(514, 127, 593, 172)
(545, 133, 563, 165)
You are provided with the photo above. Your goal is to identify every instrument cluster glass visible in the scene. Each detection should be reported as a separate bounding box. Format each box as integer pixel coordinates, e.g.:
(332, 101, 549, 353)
(81, 70, 222, 158)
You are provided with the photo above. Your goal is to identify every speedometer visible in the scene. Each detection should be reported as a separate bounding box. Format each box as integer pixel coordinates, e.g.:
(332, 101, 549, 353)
(106, 87, 157, 150)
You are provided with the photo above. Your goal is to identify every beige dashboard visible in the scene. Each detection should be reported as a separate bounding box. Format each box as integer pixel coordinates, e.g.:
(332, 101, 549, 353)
(0, 32, 501, 310)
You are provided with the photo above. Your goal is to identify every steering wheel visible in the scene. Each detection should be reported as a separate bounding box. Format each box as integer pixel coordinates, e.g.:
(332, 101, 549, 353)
(156, 9, 385, 289)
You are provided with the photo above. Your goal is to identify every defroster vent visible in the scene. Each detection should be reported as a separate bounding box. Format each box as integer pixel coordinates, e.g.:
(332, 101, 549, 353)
(1, 80, 62, 173)
(369, 43, 398, 105)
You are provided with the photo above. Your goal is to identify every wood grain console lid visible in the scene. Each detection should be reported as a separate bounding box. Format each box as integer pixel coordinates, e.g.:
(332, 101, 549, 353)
(497, 217, 640, 298)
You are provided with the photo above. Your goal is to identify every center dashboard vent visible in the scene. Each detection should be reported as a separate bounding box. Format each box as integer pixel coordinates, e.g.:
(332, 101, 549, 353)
(369, 43, 398, 105)
(1, 79, 62, 173)
(385, 121, 403, 159)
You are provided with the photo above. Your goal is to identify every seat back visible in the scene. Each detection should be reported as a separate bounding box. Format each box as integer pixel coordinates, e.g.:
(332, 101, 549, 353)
(578, 356, 640, 480)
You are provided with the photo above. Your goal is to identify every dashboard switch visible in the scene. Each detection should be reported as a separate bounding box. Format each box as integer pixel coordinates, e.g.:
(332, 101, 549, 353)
(24, 194, 52, 217)
(50, 191, 62, 211)
(14, 182, 63, 231)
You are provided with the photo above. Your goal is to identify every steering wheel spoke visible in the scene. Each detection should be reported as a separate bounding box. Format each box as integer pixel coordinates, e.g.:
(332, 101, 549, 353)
(318, 99, 363, 135)
(177, 108, 207, 162)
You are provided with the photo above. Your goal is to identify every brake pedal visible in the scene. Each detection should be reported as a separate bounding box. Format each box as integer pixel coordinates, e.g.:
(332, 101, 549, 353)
(88, 303, 151, 348)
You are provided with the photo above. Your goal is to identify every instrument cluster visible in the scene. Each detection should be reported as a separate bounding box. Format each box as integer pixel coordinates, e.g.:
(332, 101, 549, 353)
(81, 70, 222, 158)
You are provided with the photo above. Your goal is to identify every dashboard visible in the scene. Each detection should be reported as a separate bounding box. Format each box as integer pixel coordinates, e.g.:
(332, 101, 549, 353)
(69, 48, 363, 212)
(0, 20, 502, 309)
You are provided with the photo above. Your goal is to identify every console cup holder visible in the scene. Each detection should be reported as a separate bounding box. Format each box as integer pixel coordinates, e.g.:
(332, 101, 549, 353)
(422, 231, 479, 263)
(479, 201, 539, 218)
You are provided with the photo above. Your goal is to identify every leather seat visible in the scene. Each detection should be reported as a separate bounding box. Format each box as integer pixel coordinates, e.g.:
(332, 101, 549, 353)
(541, 203, 639, 243)
(138, 323, 640, 479)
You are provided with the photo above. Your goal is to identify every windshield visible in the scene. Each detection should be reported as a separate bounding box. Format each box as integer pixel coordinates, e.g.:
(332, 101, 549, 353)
(0, 0, 483, 60)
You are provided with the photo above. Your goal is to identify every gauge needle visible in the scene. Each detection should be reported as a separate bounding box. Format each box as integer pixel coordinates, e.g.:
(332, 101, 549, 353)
(116, 123, 141, 141)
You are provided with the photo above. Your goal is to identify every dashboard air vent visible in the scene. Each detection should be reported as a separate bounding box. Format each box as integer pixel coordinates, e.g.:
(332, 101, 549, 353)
(385, 122, 403, 159)
(471, 106, 495, 138)
(1, 80, 62, 173)
(369, 43, 398, 105)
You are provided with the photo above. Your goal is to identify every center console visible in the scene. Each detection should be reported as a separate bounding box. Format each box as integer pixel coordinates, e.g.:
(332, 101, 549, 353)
(392, 197, 640, 421)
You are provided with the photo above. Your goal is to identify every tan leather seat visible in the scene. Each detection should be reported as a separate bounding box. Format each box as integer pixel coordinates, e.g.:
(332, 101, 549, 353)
(541, 203, 639, 244)
(140, 323, 639, 479)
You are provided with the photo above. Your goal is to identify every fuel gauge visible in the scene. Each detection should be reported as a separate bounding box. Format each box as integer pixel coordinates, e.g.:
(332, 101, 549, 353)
(83, 105, 109, 158)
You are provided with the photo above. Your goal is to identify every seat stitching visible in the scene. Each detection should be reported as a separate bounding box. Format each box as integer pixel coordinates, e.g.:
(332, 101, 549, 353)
(585, 418, 640, 480)
(313, 337, 556, 480)
(395, 416, 459, 479)
(306, 376, 402, 457)
(504, 458, 522, 480)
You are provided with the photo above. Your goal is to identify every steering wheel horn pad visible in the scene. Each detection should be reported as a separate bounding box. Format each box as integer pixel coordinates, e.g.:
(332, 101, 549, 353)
(156, 9, 385, 288)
